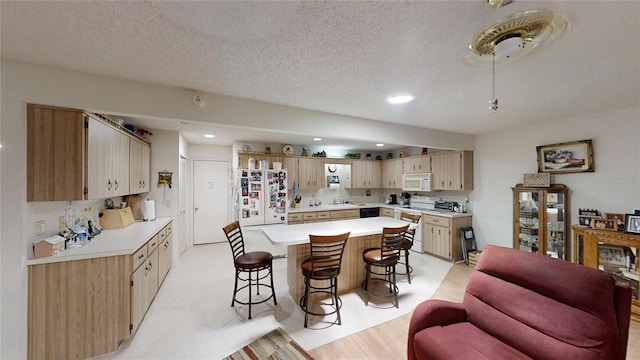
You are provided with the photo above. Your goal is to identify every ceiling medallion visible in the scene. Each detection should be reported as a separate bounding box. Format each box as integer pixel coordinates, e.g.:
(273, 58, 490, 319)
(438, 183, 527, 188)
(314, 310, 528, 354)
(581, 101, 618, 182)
(468, 9, 568, 64)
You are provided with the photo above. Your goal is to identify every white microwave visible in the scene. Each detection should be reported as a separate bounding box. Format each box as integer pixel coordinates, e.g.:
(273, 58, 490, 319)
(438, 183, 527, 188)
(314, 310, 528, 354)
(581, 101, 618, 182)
(402, 173, 432, 192)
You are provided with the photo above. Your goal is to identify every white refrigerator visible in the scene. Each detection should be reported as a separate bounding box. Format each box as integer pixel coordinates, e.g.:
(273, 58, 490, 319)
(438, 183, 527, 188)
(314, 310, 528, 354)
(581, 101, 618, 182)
(237, 169, 288, 226)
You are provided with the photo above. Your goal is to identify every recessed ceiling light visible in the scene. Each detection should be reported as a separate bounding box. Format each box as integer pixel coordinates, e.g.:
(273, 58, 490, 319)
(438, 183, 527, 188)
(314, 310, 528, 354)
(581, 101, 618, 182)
(386, 94, 415, 104)
(204, 134, 215, 138)
(376, 143, 385, 147)
(177, 121, 190, 125)
(313, 137, 322, 141)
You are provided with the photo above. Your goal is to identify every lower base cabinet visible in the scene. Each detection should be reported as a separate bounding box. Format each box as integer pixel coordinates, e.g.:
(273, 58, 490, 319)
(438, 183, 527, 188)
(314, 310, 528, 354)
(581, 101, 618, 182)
(27, 221, 172, 360)
(423, 215, 472, 262)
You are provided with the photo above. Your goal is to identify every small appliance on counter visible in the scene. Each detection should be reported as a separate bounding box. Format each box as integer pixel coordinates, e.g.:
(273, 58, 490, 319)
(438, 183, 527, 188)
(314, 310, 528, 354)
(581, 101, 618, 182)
(434, 200, 459, 212)
(389, 194, 398, 204)
(401, 192, 412, 207)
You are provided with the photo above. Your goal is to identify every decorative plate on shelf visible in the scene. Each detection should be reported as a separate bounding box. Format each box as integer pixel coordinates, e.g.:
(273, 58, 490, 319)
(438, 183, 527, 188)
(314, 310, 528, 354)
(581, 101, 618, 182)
(242, 144, 253, 152)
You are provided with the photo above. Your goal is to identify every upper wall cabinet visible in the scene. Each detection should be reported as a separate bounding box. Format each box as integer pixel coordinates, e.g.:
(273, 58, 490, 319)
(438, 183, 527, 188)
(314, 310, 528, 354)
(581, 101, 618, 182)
(403, 155, 431, 174)
(129, 138, 151, 194)
(351, 160, 382, 188)
(382, 158, 403, 189)
(431, 151, 473, 191)
(27, 105, 86, 201)
(27, 104, 151, 202)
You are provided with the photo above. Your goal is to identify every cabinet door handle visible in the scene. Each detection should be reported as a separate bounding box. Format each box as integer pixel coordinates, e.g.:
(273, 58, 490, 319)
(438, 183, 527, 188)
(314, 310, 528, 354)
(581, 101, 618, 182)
(107, 179, 113, 190)
(114, 180, 119, 190)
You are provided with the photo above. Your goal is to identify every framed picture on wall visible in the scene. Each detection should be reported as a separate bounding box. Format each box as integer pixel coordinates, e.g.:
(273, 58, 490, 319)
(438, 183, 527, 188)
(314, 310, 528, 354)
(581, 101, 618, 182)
(536, 139, 594, 174)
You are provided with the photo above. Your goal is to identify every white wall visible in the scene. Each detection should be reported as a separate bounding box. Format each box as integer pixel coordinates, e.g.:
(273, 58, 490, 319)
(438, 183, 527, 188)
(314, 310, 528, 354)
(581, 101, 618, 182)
(2, 59, 638, 359)
(472, 106, 640, 250)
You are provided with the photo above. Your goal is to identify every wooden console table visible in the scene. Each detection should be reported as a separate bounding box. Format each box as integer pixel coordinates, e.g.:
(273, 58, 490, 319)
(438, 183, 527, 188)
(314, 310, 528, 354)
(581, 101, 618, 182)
(573, 225, 640, 321)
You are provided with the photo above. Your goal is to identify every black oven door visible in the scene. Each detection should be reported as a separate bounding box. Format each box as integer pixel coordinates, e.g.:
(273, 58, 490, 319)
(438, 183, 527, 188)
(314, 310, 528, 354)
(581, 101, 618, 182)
(359, 207, 380, 218)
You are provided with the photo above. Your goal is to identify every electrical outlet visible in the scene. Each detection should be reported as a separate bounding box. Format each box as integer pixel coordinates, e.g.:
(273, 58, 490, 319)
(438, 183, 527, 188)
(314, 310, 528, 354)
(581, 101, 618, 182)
(34, 221, 46, 236)
(58, 216, 66, 230)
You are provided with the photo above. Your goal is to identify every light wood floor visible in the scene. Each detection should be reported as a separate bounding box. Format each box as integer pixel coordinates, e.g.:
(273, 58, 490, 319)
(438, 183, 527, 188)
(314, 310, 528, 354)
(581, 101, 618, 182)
(308, 263, 640, 360)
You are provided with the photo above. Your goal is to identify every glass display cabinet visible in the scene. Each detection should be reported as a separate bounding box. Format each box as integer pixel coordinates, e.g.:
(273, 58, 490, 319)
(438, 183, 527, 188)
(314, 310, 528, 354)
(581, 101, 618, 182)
(512, 184, 569, 260)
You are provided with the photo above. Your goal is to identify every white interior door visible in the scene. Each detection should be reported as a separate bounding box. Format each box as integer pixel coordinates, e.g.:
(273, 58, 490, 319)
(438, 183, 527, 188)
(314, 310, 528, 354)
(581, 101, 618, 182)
(178, 156, 188, 254)
(193, 160, 229, 244)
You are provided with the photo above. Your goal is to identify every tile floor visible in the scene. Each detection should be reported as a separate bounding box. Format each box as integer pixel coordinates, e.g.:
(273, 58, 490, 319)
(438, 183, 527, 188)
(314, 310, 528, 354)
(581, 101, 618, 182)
(98, 242, 452, 359)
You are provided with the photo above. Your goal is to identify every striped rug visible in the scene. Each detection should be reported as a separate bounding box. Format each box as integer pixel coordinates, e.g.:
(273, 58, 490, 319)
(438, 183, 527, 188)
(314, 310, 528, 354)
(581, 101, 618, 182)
(224, 328, 314, 360)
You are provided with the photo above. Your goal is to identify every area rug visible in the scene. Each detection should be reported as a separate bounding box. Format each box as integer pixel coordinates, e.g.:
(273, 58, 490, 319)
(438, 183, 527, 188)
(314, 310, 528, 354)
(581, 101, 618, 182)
(224, 328, 314, 360)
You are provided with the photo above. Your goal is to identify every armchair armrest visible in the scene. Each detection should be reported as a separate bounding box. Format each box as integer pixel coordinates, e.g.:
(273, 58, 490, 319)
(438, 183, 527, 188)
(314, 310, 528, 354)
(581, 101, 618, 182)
(407, 300, 468, 360)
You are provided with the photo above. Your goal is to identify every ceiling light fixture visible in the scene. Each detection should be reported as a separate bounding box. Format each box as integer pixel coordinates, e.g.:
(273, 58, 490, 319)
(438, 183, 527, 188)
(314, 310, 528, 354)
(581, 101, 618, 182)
(386, 94, 415, 104)
(204, 134, 215, 138)
(312, 137, 322, 141)
(191, 94, 207, 109)
(376, 143, 385, 147)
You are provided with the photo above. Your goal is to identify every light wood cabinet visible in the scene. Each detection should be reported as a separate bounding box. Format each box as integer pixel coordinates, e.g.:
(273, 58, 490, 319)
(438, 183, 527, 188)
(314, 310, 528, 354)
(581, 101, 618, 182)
(298, 157, 324, 189)
(431, 151, 473, 191)
(330, 209, 359, 220)
(513, 184, 569, 260)
(352, 160, 382, 188)
(283, 156, 299, 189)
(288, 212, 303, 224)
(423, 214, 472, 262)
(129, 138, 151, 194)
(380, 207, 395, 217)
(27, 104, 150, 201)
(382, 158, 403, 189)
(578, 228, 640, 321)
(27, 221, 172, 359)
(27, 105, 86, 201)
(86, 114, 131, 198)
(403, 155, 431, 174)
(237, 152, 283, 169)
(159, 224, 172, 285)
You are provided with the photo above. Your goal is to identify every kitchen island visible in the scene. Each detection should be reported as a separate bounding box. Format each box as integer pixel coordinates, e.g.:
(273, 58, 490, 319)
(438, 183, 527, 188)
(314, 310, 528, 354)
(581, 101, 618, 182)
(262, 217, 417, 301)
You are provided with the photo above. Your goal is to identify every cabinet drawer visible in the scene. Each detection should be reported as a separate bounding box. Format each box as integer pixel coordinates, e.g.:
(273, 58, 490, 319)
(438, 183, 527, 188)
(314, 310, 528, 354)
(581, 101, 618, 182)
(148, 234, 161, 252)
(331, 209, 359, 219)
(423, 215, 451, 227)
(165, 222, 172, 235)
(380, 208, 395, 217)
(132, 243, 148, 270)
(302, 212, 317, 221)
(317, 211, 331, 220)
(158, 227, 167, 243)
(289, 213, 303, 221)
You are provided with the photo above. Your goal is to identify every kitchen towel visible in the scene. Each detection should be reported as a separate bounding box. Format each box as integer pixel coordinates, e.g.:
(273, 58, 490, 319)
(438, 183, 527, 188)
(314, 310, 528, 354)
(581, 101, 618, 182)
(142, 200, 156, 221)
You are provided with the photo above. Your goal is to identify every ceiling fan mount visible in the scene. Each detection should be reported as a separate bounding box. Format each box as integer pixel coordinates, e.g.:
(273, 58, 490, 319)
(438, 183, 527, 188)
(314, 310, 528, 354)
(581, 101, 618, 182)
(468, 9, 567, 63)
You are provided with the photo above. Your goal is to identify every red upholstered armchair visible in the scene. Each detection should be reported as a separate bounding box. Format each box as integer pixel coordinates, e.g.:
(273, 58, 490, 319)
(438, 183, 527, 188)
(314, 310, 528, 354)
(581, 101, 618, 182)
(408, 245, 632, 360)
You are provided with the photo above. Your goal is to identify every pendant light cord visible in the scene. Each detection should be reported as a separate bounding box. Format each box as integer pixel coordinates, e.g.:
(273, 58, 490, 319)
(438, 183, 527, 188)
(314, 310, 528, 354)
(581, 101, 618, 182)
(492, 53, 496, 101)
(490, 52, 498, 112)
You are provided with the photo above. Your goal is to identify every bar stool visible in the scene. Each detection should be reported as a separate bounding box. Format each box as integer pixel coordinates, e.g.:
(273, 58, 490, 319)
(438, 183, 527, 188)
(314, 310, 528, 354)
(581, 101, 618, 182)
(396, 212, 421, 283)
(222, 221, 277, 319)
(299, 232, 350, 328)
(361, 224, 409, 308)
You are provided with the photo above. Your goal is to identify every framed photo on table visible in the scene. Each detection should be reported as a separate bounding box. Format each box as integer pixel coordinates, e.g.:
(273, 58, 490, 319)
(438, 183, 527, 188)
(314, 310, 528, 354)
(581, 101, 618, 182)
(604, 213, 625, 231)
(624, 214, 640, 234)
(537, 139, 594, 174)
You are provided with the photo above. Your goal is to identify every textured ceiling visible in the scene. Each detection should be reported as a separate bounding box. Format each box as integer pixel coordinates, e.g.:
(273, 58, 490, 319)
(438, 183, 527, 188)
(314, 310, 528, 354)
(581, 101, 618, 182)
(2, 1, 639, 147)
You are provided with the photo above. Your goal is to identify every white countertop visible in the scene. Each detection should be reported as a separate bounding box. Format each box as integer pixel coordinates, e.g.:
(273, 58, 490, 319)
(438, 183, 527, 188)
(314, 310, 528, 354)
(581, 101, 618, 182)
(262, 216, 418, 246)
(26, 217, 172, 266)
(288, 202, 472, 218)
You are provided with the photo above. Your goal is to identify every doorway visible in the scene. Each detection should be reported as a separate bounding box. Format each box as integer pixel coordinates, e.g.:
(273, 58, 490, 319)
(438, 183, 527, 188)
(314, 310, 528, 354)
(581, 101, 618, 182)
(178, 156, 188, 254)
(192, 159, 230, 244)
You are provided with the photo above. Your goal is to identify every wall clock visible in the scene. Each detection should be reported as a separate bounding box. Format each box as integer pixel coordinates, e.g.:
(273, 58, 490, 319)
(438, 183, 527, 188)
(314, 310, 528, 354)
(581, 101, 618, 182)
(282, 144, 294, 155)
(328, 164, 337, 173)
